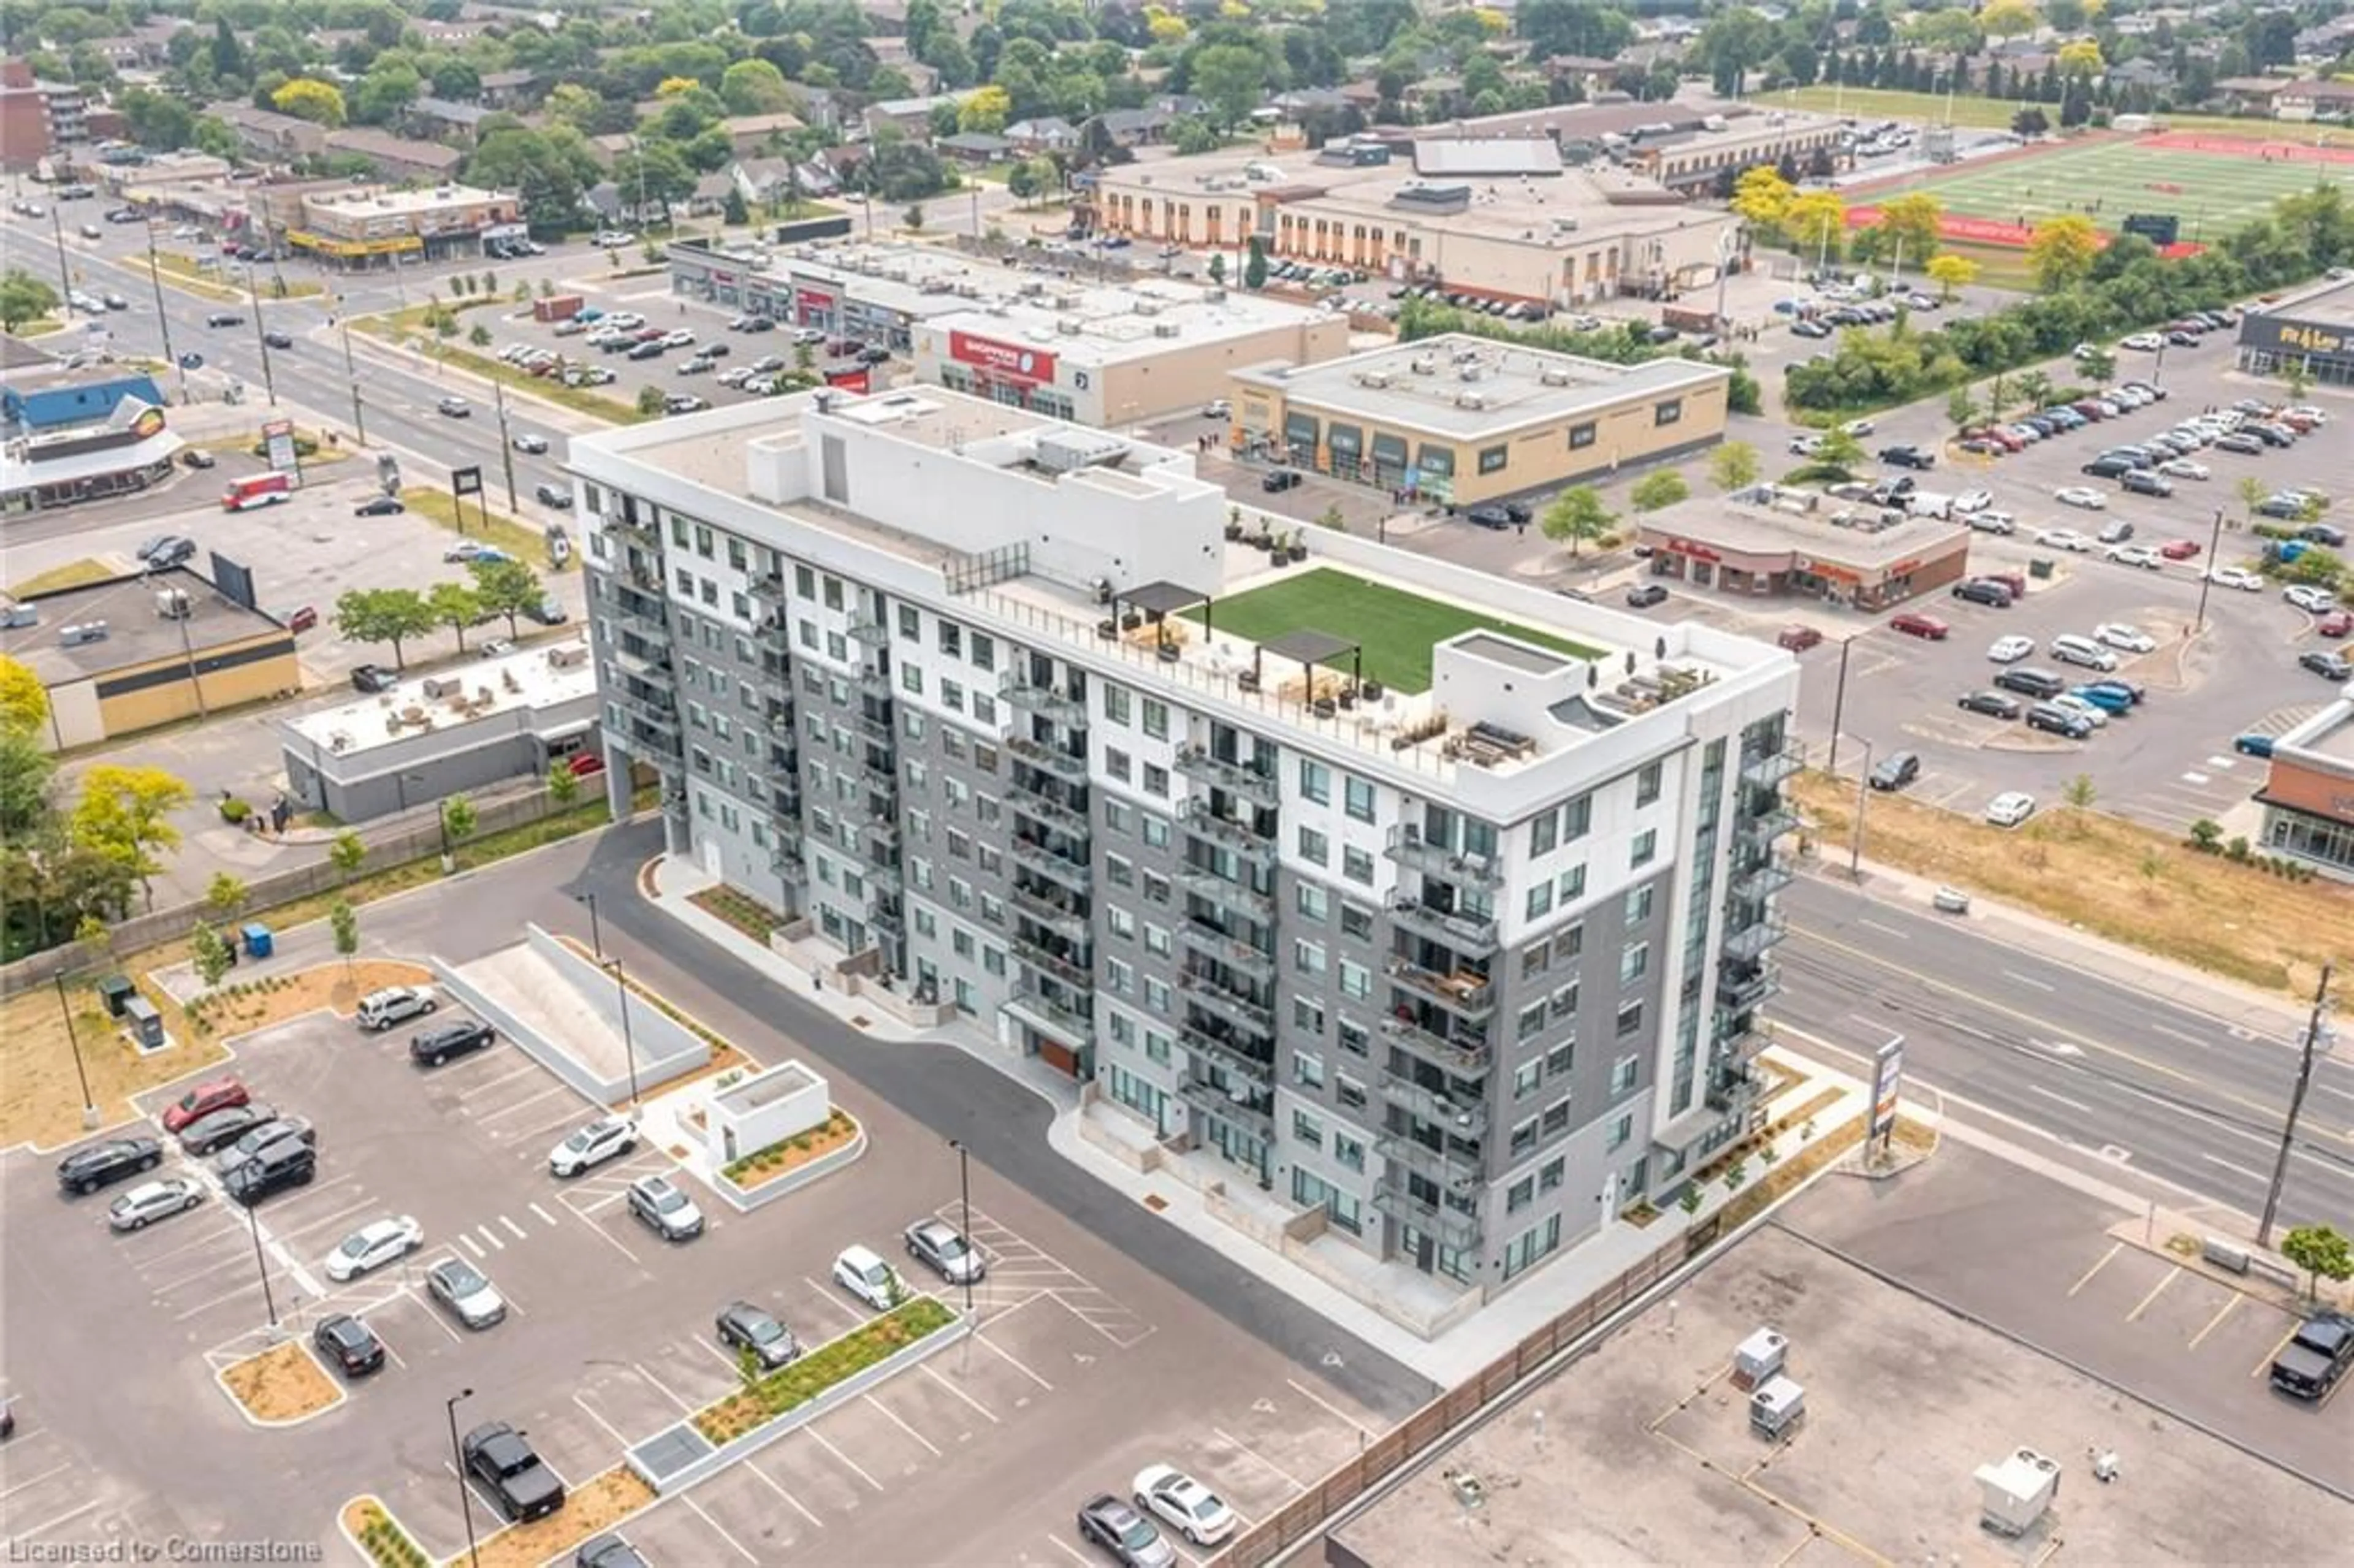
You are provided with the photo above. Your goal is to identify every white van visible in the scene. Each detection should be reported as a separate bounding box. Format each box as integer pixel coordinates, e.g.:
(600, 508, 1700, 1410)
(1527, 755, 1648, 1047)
(2049, 634, 2119, 672)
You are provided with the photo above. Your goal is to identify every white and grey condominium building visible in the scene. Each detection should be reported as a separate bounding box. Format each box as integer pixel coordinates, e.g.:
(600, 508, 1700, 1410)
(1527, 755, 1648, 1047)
(569, 386, 1802, 1300)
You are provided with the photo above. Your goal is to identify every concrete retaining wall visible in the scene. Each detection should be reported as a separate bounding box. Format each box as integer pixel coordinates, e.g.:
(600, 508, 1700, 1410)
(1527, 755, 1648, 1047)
(708, 1122, 869, 1213)
(523, 923, 709, 1087)
(429, 956, 611, 1105)
(627, 1304, 970, 1495)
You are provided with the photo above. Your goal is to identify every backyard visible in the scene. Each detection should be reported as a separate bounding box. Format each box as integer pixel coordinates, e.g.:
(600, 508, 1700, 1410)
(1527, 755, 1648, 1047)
(1183, 568, 1602, 693)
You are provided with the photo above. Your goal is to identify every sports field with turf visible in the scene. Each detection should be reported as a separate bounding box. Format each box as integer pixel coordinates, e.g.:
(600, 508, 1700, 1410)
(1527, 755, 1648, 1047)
(1775, 85, 2354, 146)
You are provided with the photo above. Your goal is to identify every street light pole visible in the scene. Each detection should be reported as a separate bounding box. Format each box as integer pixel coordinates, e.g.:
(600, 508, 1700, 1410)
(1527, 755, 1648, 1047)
(244, 1202, 279, 1327)
(493, 381, 519, 512)
(1848, 739, 1874, 881)
(340, 323, 367, 446)
(947, 1138, 975, 1317)
(606, 956, 641, 1106)
(446, 1388, 481, 1568)
(2257, 962, 2335, 1250)
(245, 261, 278, 408)
(46, 199, 72, 324)
(2193, 506, 2225, 636)
(581, 889, 604, 959)
(54, 975, 97, 1129)
(1826, 634, 1858, 778)
(143, 217, 186, 405)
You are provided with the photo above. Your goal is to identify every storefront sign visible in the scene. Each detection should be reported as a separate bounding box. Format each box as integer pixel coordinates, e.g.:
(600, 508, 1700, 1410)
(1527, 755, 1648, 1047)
(1887, 557, 1921, 577)
(261, 417, 298, 474)
(951, 331, 1056, 384)
(825, 367, 870, 394)
(1665, 537, 1721, 564)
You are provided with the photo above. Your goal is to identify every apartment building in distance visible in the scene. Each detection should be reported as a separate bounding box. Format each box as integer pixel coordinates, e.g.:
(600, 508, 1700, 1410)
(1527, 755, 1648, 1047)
(568, 386, 1801, 1306)
(0, 57, 90, 171)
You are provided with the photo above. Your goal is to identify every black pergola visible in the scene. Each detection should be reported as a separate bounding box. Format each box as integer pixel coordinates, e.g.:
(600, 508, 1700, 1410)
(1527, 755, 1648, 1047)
(1110, 580, 1209, 655)
(1252, 628, 1363, 703)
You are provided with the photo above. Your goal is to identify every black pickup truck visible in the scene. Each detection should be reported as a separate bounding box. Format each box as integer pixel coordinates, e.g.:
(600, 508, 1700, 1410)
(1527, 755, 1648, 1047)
(2269, 1312, 2354, 1401)
(463, 1422, 566, 1521)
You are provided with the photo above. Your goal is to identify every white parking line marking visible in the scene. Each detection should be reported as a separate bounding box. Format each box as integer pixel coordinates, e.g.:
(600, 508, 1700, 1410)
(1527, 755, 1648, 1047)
(803, 1424, 884, 1491)
(1285, 1377, 1377, 1439)
(460, 1234, 484, 1258)
(499, 1215, 527, 1239)
(632, 1361, 698, 1415)
(172, 1277, 265, 1323)
(2000, 970, 2055, 992)
(1212, 1427, 1306, 1494)
(11, 1498, 102, 1539)
(743, 1458, 825, 1529)
(683, 1496, 759, 1564)
(1046, 1534, 1092, 1566)
(921, 1363, 1000, 1423)
(972, 1328, 1054, 1391)
(475, 1084, 570, 1121)
(477, 1225, 505, 1252)
(0, 1461, 71, 1502)
(2190, 1293, 2244, 1349)
(530, 1201, 558, 1226)
(864, 1392, 942, 1456)
(133, 1220, 246, 1266)
(576, 1211, 644, 1268)
(571, 1390, 633, 1447)
(268, 1193, 376, 1242)
(455, 1061, 540, 1095)
(801, 1277, 868, 1330)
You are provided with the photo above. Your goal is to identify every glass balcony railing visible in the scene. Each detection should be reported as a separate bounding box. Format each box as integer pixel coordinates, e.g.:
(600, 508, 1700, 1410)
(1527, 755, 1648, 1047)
(1174, 745, 1278, 807)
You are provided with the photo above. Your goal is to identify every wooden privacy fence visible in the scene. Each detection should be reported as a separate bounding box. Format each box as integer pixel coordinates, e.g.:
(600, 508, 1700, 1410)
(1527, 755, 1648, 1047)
(1212, 1241, 1684, 1568)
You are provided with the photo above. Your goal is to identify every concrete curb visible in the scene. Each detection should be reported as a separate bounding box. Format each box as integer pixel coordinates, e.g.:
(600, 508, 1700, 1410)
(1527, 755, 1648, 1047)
(211, 1338, 347, 1431)
(707, 1121, 868, 1213)
(335, 1494, 421, 1567)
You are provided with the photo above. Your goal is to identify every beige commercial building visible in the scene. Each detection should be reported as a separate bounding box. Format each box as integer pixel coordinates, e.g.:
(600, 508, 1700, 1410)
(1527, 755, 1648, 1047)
(1634, 485, 1971, 609)
(286, 182, 520, 268)
(1228, 333, 1731, 506)
(1088, 139, 1744, 306)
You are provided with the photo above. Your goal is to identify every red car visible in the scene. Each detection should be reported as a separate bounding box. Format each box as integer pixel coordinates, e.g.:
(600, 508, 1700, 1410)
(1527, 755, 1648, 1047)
(161, 1076, 248, 1134)
(2158, 539, 2202, 561)
(1890, 612, 1949, 641)
(565, 752, 606, 777)
(2318, 609, 2353, 638)
(1776, 625, 1823, 652)
(283, 606, 318, 633)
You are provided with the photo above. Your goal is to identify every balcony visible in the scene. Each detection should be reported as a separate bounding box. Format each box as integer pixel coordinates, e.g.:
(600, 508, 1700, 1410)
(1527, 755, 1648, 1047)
(768, 776, 802, 815)
(1735, 804, 1801, 848)
(1177, 921, 1274, 984)
(1386, 959, 1496, 1019)
(1381, 1069, 1475, 1127)
(868, 898, 905, 941)
(1720, 910, 1788, 965)
(1379, 1014, 1491, 1079)
(1178, 969, 1275, 1038)
(604, 511, 658, 547)
(610, 581, 671, 629)
(770, 842, 806, 882)
(1176, 1019, 1273, 1084)
(611, 690, 680, 742)
(854, 712, 896, 748)
(855, 664, 895, 699)
(1174, 745, 1279, 807)
(1719, 1025, 1773, 1064)
(856, 757, 899, 798)
(1010, 933, 1092, 993)
(1729, 853, 1793, 904)
(1011, 883, 1089, 942)
(1004, 984, 1094, 1048)
(1010, 834, 1092, 891)
(861, 815, 901, 854)
(1007, 734, 1089, 784)
(1739, 741, 1805, 791)
(999, 672, 1089, 728)
(1376, 1130, 1485, 1189)
(1383, 826, 1503, 889)
(847, 613, 888, 647)
(1179, 799, 1276, 865)
(764, 701, 796, 737)
(610, 640, 668, 680)
(1387, 898, 1499, 959)
(747, 573, 787, 612)
(1010, 786, 1089, 839)
(1370, 1184, 1482, 1249)
(1707, 1064, 1763, 1114)
(1175, 1075, 1274, 1140)
(1177, 869, 1274, 923)
(1717, 963, 1780, 1012)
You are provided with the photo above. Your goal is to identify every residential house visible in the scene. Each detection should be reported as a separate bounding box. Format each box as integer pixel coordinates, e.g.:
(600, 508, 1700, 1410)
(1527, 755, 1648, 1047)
(863, 91, 973, 142)
(2107, 58, 2175, 92)
(1004, 116, 1079, 155)
(2211, 76, 2297, 113)
(406, 96, 490, 146)
(1401, 76, 1465, 117)
(1092, 105, 1176, 147)
(81, 37, 151, 72)
(479, 69, 541, 110)
(722, 112, 804, 158)
(415, 19, 492, 45)
(686, 171, 735, 216)
(583, 180, 670, 227)
(588, 133, 632, 171)
(1545, 56, 1626, 97)
(937, 131, 1011, 165)
(323, 127, 467, 183)
(207, 101, 329, 163)
(791, 85, 850, 133)
(2277, 78, 2354, 120)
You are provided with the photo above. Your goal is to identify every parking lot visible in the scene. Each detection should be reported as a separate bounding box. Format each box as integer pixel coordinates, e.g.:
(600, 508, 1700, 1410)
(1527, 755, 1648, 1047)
(6, 975, 1385, 1565)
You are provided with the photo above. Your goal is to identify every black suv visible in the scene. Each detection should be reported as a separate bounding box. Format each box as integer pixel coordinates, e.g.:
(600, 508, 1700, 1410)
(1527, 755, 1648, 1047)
(411, 1020, 495, 1067)
(56, 1135, 162, 1195)
(1956, 690, 2022, 720)
(463, 1421, 566, 1522)
(2080, 455, 2136, 479)
(1878, 444, 1935, 470)
(226, 1140, 315, 1207)
(313, 1313, 386, 1377)
(1951, 579, 2013, 607)
(1868, 751, 1921, 792)
(1261, 468, 1302, 493)
(2024, 702, 2092, 739)
(1465, 504, 1514, 530)
(1994, 667, 2066, 700)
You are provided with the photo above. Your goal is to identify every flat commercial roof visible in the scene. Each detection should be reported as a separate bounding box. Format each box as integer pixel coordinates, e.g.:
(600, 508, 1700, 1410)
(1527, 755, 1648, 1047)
(1235, 333, 1731, 440)
(2280, 694, 2354, 765)
(2260, 276, 2354, 330)
(1639, 485, 1969, 571)
(919, 284, 1328, 371)
(1, 568, 283, 686)
(285, 637, 596, 760)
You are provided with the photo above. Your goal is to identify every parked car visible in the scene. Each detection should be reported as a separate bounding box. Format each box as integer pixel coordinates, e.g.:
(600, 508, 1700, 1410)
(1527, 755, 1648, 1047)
(2285, 585, 2340, 615)
(463, 1421, 565, 1521)
(534, 482, 574, 508)
(109, 1178, 205, 1231)
(357, 984, 435, 1031)
(716, 1300, 800, 1369)
(214, 1116, 315, 1175)
(1956, 690, 2022, 720)
(832, 1243, 903, 1311)
(549, 1117, 637, 1178)
(1077, 1495, 1179, 1568)
(1867, 751, 1921, 792)
(2105, 544, 2163, 570)
(1878, 444, 1935, 470)
(2034, 528, 2092, 552)
(904, 1219, 986, 1284)
(354, 495, 405, 517)
(2301, 650, 2354, 681)
(2158, 539, 2202, 560)
(2268, 1312, 2354, 1401)
(1951, 579, 2013, 608)
(1984, 791, 2038, 828)
(1775, 625, 1823, 652)
(56, 1135, 162, 1195)
(178, 1102, 280, 1157)
(1133, 1465, 1240, 1547)
(410, 1020, 495, 1067)
(2207, 565, 2264, 591)
(225, 1139, 315, 1206)
(2054, 486, 2108, 511)
(1260, 468, 1301, 493)
(2095, 623, 2156, 653)
(350, 664, 397, 694)
(2119, 469, 2173, 498)
(2024, 702, 2092, 739)
(312, 1312, 387, 1377)
(2233, 733, 2277, 758)
(627, 1173, 704, 1241)
(1625, 583, 1669, 609)
(161, 1076, 248, 1134)
(427, 1257, 507, 1328)
(574, 1537, 651, 1568)
(2319, 610, 2354, 638)
(326, 1216, 424, 1282)
(178, 447, 217, 470)
(1889, 612, 1949, 640)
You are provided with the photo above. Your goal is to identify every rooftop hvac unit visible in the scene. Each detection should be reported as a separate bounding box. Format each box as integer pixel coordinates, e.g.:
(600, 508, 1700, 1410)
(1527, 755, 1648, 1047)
(1458, 365, 1484, 382)
(1203, 287, 1227, 302)
(1134, 300, 1162, 316)
(1455, 390, 1487, 410)
(1054, 292, 1081, 309)
(1358, 370, 1392, 389)
(1553, 216, 1581, 233)
(1409, 357, 1438, 375)
(1732, 1327, 1788, 1389)
(1152, 321, 1180, 337)
(1056, 317, 1083, 335)
(153, 587, 191, 620)
(1975, 1449, 2060, 1538)
(1748, 1376, 1804, 1437)
(1539, 368, 1572, 387)
(1019, 280, 1045, 296)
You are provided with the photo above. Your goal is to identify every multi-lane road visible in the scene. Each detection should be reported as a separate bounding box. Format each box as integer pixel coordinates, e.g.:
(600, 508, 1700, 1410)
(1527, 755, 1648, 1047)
(1775, 872, 2353, 1230)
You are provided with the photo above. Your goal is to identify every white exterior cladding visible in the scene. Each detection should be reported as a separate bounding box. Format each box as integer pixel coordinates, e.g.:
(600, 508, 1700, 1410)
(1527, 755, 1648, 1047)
(571, 387, 1801, 1304)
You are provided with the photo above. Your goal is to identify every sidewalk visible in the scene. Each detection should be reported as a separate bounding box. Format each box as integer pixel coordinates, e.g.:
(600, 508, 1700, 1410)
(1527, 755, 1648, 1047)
(644, 854, 1872, 1388)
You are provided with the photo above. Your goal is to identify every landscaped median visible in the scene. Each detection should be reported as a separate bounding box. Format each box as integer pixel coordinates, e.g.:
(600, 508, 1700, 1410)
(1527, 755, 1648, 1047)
(628, 1297, 967, 1494)
(215, 1337, 344, 1427)
(714, 1106, 863, 1207)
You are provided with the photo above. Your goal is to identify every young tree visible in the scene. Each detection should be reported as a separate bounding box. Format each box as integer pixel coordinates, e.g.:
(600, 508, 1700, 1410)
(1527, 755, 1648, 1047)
(204, 872, 247, 923)
(1628, 470, 1691, 516)
(637, 384, 668, 417)
(333, 587, 435, 669)
(0, 652, 49, 739)
(1206, 253, 1227, 286)
(329, 898, 360, 980)
(2062, 772, 2098, 817)
(1243, 235, 1268, 291)
(1925, 253, 1978, 301)
(0, 268, 60, 332)
(546, 760, 582, 812)
(2076, 346, 2115, 383)
(2280, 1224, 2353, 1303)
(1541, 486, 1617, 557)
(468, 322, 492, 348)
(191, 924, 234, 990)
(902, 204, 925, 232)
(441, 793, 479, 851)
(2027, 215, 2101, 292)
(428, 582, 485, 652)
(329, 829, 366, 885)
(468, 559, 544, 637)
(1706, 441, 1760, 493)
(2013, 370, 2053, 416)
(1874, 191, 1945, 266)
(69, 764, 194, 910)
(1947, 387, 1981, 432)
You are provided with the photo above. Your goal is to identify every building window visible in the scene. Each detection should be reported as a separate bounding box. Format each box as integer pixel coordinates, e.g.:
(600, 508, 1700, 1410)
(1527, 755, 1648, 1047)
(1502, 1214, 1562, 1279)
(1510, 1116, 1538, 1157)
(1341, 846, 1373, 885)
(1477, 444, 1507, 474)
(1612, 1055, 1639, 1095)
(1630, 829, 1656, 868)
(1563, 793, 1592, 840)
(1616, 999, 1643, 1038)
(1606, 1111, 1634, 1151)
(1293, 939, 1327, 976)
(1103, 685, 1132, 726)
(1542, 1096, 1572, 1135)
(1568, 421, 1598, 449)
(1514, 1059, 1542, 1099)
(1343, 775, 1375, 823)
(1531, 812, 1558, 855)
(1298, 826, 1329, 865)
(1636, 761, 1663, 805)
(1296, 883, 1329, 921)
(1141, 698, 1168, 739)
(1293, 1049, 1326, 1088)
(1625, 885, 1654, 926)
(1526, 881, 1553, 921)
(1540, 1157, 1566, 1192)
(1655, 398, 1683, 427)
(1619, 942, 1648, 985)
(1338, 959, 1370, 1000)
(1292, 1109, 1324, 1149)
(1507, 1176, 1534, 1214)
(1298, 758, 1330, 804)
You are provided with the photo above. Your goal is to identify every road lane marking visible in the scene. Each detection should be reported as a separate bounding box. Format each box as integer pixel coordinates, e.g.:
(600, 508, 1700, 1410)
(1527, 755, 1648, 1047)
(2068, 1241, 2122, 1298)
(1855, 918, 1910, 941)
(1286, 1377, 1378, 1439)
(922, 1364, 1000, 1423)
(2126, 1266, 2181, 1322)
(802, 1425, 883, 1491)
(2150, 1024, 2210, 1049)
(865, 1391, 942, 1456)
(742, 1458, 824, 1529)
(2028, 1084, 2093, 1115)
(682, 1496, 760, 1564)
(972, 1327, 1054, 1391)
(2201, 1152, 2268, 1183)
(530, 1201, 558, 1225)
(1212, 1427, 1307, 1493)
(2189, 1294, 2243, 1349)
(2000, 970, 2055, 992)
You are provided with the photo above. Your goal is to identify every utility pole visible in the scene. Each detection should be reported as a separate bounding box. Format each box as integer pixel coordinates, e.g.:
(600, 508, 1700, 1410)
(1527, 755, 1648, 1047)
(143, 216, 186, 405)
(2258, 963, 2335, 1250)
(245, 261, 278, 407)
(493, 381, 519, 511)
(2193, 507, 2223, 635)
(1848, 739, 1873, 880)
(47, 199, 72, 322)
(55, 975, 96, 1130)
(340, 323, 366, 446)
(1825, 634, 1858, 777)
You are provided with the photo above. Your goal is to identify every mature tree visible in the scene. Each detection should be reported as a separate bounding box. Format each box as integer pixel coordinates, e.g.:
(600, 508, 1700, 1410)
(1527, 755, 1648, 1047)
(1925, 253, 1979, 301)
(959, 84, 1013, 135)
(0, 268, 59, 332)
(2027, 215, 2102, 292)
(2057, 40, 2105, 77)
(1518, 0, 1633, 60)
(1541, 486, 1616, 558)
(2238, 473, 2271, 525)
(1981, 0, 2039, 40)
(1244, 234, 1268, 290)
(2280, 1224, 2354, 1301)
(117, 86, 197, 150)
(0, 729, 55, 843)
(204, 872, 248, 923)
(1628, 470, 1691, 516)
(1784, 191, 1848, 263)
(1874, 192, 1945, 266)
(468, 559, 545, 637)
(333, 587, 435, 670)
(430, 61, 482, 102)
(1172, 116, 1222, 156)
(272, 78, 348, 127)
(1191, 44, 1269, 131)
(1699, 7, 1777, 97)
(1730, 166, 1797, 233)
(543, 82, 602, 132)
(0, 653, 48, 739)
(611, 141, 697, 214)
(69, 764, 194, 910)
(1707, 441, 1761, 493)
(720, 58, 794, 116)
(428, 582, 485, 652)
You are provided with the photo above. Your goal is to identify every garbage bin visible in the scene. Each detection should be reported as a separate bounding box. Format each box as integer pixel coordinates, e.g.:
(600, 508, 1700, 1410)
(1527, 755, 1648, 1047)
(123, 995, 165, 1051)
(96, 974, 136, 1018)
(2028, 557, 2055, 580)
(240, 923, 273, 959)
